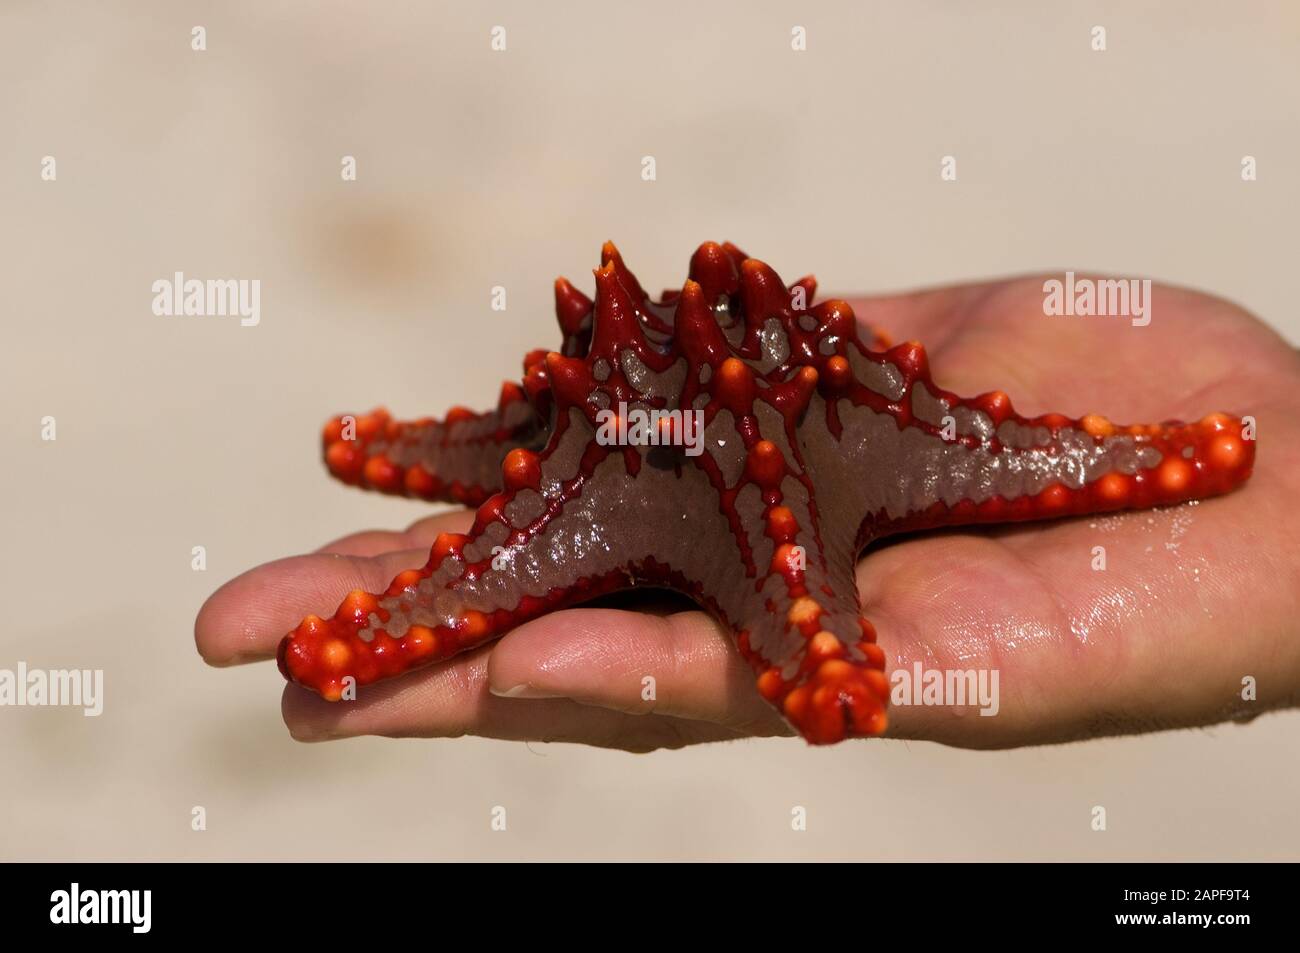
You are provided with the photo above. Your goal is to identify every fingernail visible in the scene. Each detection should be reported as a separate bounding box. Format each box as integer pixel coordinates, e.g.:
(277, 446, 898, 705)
(288, 724, 335, 743)
(490, 683, 560, 700)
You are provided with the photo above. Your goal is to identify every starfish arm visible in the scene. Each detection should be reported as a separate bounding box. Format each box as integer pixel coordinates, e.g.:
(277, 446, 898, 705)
(876, 406, 1253, 538)
(821, 341, 1256, 541)
(319, 382, 544, 507)
(723, 478, 891, 745)
(281, 405, 739, 701)
(283, 406, 618, 698)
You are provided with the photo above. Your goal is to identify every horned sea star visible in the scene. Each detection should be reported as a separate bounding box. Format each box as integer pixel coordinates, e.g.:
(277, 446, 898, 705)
(277, 241, 1255, 744)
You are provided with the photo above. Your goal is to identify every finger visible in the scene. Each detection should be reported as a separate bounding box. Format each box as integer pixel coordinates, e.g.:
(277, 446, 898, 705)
(200, 511, 475, 665)
(844, 284, 987, 353)
(194, 547, 432, 666)
(315, 530, 409, 557)
(478, 592, 988, 745)
(280, 646, 751, 752)
(315, 510, 472, 558)
(483, 607, 790, 736)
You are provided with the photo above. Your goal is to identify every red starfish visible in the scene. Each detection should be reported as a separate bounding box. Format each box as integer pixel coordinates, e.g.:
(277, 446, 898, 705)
(278, 241, 1256, 744)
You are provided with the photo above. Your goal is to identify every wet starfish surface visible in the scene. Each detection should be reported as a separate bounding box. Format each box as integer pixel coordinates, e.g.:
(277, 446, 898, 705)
(278, 241, 1256, 744)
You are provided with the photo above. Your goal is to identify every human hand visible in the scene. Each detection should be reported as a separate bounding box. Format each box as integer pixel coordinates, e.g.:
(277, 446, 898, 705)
(195, 277, 1300, 750)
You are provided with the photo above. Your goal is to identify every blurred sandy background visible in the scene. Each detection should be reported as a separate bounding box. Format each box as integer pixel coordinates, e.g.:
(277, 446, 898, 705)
(2, 1, 1297, 860)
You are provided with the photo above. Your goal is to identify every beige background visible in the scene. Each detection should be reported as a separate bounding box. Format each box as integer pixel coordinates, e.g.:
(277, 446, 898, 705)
(3, 1, 1297, 859)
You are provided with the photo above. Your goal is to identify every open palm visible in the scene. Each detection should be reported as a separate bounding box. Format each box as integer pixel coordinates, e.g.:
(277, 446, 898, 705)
(196, 276, 1300, 750)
